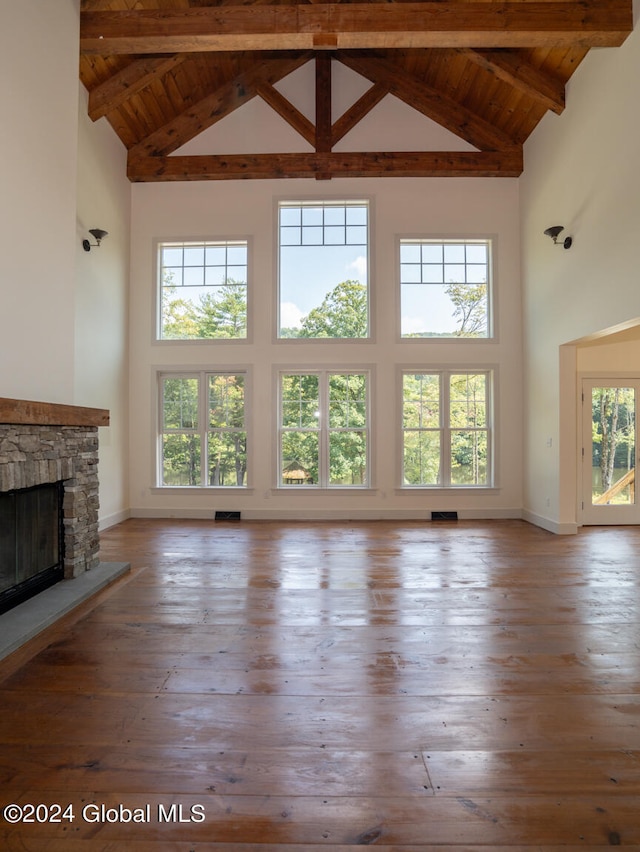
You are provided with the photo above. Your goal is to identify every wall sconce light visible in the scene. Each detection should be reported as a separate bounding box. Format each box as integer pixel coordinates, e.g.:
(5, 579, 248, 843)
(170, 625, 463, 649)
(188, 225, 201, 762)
(82, 228, 108, 252)
(544, 225, 572, 250)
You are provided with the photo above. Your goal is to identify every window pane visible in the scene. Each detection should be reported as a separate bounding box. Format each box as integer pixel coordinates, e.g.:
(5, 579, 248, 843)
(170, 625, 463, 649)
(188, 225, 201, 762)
(403, 431, 441, 486)
(329, 374, 367, 428)
(466, 244, 487, 264)
(183, 246, 204, 266)
(403, 374, 440, 428)
(183, 267, 204, 287)
(162, 434, 201, 486)
(450, 374, 487, 428)
(450, 430, 488, 485)
(302, 206, 323, 226)
(163, 377, 199, 429)
(162, 246, 183, 266)
(281, 432, 319, 485)
(159, 241, 248, 340)
(281, 375, 319, 428)
(208, 432, 247, 486)
(209, 374, 245, 429)
(324, 206, 345, 226)
(279, 201, 369, 338)
(400, 240, 490, 338)
(346, 206, 367, 226)
(400, 243, 421, 264)
(205, 245, 226, 265)
(329, 431, 367, 485)
(444, 244, 466, 263)
(227, 245, 247, 265)
(280, 207, 301, 227)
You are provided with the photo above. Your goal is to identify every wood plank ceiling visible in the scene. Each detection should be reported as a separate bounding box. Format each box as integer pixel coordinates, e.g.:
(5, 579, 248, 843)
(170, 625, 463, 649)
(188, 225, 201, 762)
(79, 0, 634, 181)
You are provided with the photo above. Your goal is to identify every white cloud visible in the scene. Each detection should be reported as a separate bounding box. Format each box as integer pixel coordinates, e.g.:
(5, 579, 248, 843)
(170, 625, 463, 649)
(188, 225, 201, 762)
(347, 255, 367, 281)
(280, 301, 305, 328)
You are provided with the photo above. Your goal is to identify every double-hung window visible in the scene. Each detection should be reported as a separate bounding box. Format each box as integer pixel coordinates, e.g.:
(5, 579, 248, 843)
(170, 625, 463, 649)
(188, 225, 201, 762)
(278, 200, 369, 338)
(160, 372, 247, 487)
(400, 239, 491, 338)
(402, 371, 492, 487)
(279, 371, 369, 487)
(158, 240, 248, 340)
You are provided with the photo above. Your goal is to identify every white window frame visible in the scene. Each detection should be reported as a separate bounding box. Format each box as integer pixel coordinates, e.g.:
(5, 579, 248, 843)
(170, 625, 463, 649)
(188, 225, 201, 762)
(400, 368, 494, 488)
(276, 199, 371, 341)
(398, 237, 494, 340)
(277, 368, 371, 488)
(155, 238, 250, 342)
(157, 369, 250, 489)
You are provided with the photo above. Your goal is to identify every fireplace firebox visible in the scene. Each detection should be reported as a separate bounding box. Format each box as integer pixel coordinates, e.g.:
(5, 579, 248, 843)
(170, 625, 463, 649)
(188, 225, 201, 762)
(0, 481, 65, 614)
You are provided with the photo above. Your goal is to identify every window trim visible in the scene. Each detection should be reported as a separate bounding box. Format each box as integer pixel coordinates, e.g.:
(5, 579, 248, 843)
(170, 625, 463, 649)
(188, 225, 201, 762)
(396, 234, 496, 342)
(275, 197, 373, 342)
(156, 368, 251, 488)
(398, 366, 496, 490)
(154, 236, 253, 344)
(276, 366, 373, 489)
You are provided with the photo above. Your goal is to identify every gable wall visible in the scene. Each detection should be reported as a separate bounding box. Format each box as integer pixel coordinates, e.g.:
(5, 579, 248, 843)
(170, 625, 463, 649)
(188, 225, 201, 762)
(129, 161, 524, 518)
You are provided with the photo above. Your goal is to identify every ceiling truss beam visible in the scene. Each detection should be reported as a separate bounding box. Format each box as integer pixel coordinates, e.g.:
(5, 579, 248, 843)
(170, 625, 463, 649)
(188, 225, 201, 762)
(80, 1, 633, 54)
(127, 149, 524, 181)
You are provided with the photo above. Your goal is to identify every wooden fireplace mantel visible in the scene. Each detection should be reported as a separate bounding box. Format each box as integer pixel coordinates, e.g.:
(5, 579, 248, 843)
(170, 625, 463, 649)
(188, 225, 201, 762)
(0, 398, 110, 428)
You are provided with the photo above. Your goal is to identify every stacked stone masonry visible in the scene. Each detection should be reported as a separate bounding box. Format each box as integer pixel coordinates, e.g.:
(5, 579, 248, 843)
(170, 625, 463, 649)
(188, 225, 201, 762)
(0, 425, 100, 578)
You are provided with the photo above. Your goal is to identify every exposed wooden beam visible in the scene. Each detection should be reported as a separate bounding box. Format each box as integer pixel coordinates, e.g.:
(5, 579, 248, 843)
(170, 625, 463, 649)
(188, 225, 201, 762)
(331, 82, 389, 146)
(127, 149, 523, 181)
(457, 48, 567, 115)
(88, 54, 188, 121)
(255, 81, 316, 147)
(314, 55, 332, 178)
(338, 53, 515, 151)
(80, 2, 633, 54)
(127, 53, 311, 160)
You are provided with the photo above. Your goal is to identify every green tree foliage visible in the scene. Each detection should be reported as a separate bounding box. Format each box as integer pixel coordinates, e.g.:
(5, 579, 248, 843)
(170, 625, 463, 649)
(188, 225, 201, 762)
(297, 280, 367, 338)
(402, 374, 441, 485)
(161, 377, 200, 485)
(208, 374, 247, 486)
(161, 278, 247, 339)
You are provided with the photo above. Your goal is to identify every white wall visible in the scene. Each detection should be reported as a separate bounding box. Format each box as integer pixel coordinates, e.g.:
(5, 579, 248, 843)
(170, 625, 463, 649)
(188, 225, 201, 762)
(76, 86, 131, 528)
(129, 164, 523, 518)
(520, 11, 640, 532)
(0, 0, 80, 402)
(0, 1, 131, 528)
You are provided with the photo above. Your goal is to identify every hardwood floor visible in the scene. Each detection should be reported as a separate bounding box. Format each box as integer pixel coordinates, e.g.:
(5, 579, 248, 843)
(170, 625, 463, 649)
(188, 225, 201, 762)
(1, 518, 640, 850)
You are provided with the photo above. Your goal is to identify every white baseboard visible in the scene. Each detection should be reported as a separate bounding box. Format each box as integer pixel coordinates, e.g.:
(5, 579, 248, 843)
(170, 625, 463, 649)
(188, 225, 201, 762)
(130, 506, 524, 522)
(99, 508, 131, 531)
(522, 509, 578, 535)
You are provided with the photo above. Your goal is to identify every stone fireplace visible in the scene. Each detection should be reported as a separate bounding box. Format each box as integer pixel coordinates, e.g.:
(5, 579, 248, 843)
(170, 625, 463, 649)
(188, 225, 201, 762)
(0, 398, 109, 612)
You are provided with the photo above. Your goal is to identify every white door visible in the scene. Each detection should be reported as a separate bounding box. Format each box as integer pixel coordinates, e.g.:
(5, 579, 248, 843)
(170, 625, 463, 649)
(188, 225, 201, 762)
(582, 379, 639, 525)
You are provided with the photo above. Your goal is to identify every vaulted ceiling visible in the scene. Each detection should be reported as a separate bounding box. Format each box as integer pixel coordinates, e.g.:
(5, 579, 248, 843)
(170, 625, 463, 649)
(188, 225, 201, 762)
(79, 0, 633, 181)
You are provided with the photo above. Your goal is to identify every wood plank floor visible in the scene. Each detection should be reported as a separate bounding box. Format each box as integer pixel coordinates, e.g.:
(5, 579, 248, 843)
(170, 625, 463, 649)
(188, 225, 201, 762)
(1, 517, 640, 850)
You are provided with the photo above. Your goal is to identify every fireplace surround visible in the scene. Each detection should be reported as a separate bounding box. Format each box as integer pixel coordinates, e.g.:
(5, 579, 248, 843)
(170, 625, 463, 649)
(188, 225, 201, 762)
(0, 398, 109, 611)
